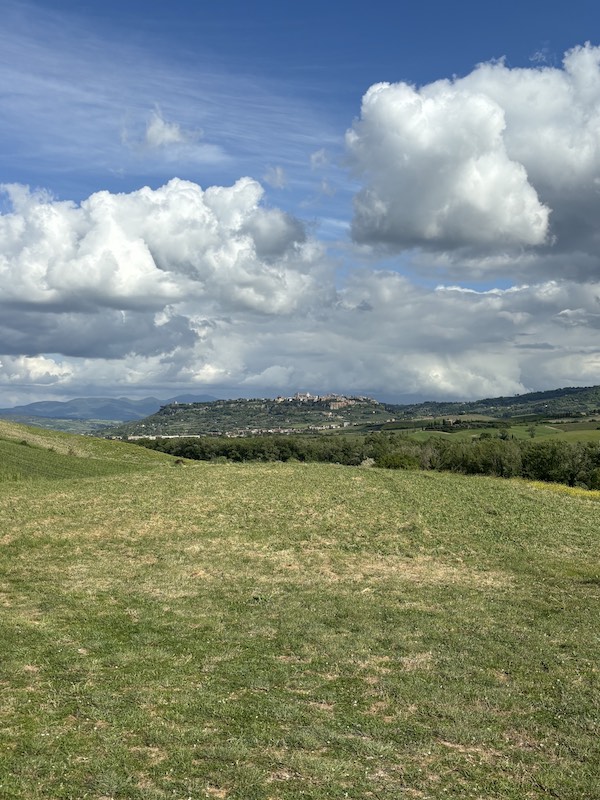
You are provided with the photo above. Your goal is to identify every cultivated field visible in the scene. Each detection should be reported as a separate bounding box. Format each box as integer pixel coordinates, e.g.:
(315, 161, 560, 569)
(404, 420, 600, 444)
(0, 422, 598, 799)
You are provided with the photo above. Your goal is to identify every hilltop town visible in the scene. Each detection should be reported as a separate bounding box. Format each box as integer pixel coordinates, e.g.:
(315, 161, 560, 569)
(110, 393, 393, 439)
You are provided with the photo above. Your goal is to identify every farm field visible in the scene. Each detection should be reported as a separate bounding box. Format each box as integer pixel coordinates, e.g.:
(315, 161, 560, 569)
(403, 420, 600, 444)
(0, 423, 598, 799)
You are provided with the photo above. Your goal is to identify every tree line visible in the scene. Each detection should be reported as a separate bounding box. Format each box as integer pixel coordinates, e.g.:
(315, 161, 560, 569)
(132, 432, 600, 490)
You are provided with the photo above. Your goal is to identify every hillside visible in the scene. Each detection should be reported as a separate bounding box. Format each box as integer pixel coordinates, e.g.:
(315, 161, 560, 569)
(102, 385, 600, 438)
(106, 394, 395, 438)
(386, 383, 600, 419)
(0, 418, 174, 480)
(1, 448, 598, 798)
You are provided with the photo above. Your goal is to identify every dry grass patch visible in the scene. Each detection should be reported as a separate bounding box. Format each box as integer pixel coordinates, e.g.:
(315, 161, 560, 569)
(275, 654, 311, 665)
(204, 787, 228, 798)
(438, 740, 502, 763)
(399, 651, 434, 671)
(129, 745, 168, 764)
(267, 767, 300, 782)
(173, 539, 511, 593)
(366, 700, 396, 722)
(307, 700, 335, 713)
(527, 481, 600, 501)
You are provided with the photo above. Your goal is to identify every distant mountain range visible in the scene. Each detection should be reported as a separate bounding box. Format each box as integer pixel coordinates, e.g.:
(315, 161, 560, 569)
(0, 394, 218, 422)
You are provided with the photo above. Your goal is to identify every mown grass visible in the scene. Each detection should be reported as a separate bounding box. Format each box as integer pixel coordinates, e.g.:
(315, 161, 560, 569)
(0, 429, 599, 799)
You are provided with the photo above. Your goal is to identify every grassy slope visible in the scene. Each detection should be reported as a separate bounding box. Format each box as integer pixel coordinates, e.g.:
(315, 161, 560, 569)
(0, 415, 121, 434)
(0, 419, 173, 480)
(0, 428, 598, 799)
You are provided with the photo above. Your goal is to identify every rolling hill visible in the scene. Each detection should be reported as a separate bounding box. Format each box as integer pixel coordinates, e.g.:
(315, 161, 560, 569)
(0, 418, 174, 480)
(104, 385, 600, 438)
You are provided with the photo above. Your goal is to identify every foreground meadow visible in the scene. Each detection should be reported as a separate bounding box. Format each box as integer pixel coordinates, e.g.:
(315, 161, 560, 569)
(0, 433, 598, 798)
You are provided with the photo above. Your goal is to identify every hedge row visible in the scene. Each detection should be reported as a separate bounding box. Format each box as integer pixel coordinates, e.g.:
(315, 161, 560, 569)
(133, 433, 600, 490)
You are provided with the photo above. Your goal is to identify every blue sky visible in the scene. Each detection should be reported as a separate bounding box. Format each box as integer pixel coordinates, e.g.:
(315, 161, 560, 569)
(4, 1, 598, 201)
(2, 0, 600, 404)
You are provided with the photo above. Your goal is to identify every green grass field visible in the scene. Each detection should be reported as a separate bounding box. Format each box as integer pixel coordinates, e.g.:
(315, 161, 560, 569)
(403, 420, 600, 444)
(1, 423, 598, 799)
(0, 419, 173, 481)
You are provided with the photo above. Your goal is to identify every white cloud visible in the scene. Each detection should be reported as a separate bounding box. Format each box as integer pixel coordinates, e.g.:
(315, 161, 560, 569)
(120, 109, 226, 167)
(347, 81, 550, 252)
(0, 355, 73, 385)
(346, 44, 600, 279)
(318, 271, 600, 398)
(144, 108, 200, 148)
(3, 173, 600, 403)
(0, 178, 330, 373)
(3, 208, 600, 401)
(0, 178, 323, 316)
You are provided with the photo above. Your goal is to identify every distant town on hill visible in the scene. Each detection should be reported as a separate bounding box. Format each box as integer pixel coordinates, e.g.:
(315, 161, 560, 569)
(2, 385, 600, 437)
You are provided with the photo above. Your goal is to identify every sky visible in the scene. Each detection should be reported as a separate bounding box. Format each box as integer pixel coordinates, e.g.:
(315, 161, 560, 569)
(2, 0, 600, 405)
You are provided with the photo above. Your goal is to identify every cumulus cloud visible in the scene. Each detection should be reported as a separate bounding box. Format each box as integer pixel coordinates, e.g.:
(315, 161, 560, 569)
(0, 178, 323, 314)
(0, 355, 73, 385)
(3, 173, 600, 404)
(347, 82, 550, 251)
(318, 271, 600, 398)
(3, 206, 600, 402)
(0, 178, 330, 377)
(120, 108, 228, 167)
(346, 44, 600, 277)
